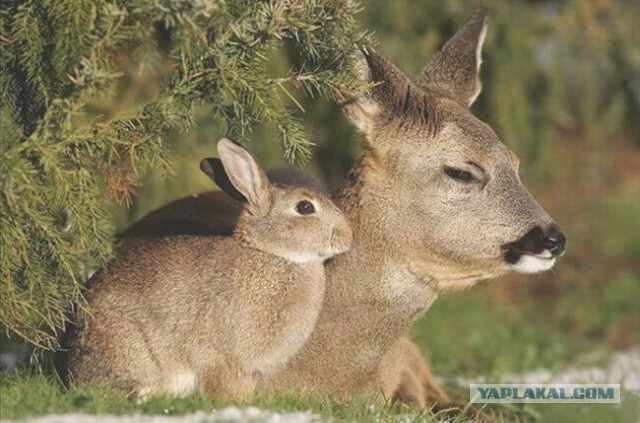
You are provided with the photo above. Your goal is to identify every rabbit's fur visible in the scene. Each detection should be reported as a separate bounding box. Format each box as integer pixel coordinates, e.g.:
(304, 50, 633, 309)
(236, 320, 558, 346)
(66, 138, 352, 399)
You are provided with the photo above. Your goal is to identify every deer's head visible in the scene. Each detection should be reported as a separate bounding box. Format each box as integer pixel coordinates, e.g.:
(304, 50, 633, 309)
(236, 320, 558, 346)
(339, 7, 565, 290)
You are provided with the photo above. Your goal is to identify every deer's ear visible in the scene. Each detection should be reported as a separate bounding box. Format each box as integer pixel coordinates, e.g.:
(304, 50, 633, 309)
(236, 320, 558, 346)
(200, 157, 247, 203)
(417, 7, 488, 107)
(338, 46, 424, 137)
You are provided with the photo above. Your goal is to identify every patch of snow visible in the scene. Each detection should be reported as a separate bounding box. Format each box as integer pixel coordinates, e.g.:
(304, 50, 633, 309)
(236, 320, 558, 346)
(449, 348, 640, 391)
(6, 407, 325, 423)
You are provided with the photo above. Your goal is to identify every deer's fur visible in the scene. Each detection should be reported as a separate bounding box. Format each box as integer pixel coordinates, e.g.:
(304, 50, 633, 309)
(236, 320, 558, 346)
(113, 7, 564, 411)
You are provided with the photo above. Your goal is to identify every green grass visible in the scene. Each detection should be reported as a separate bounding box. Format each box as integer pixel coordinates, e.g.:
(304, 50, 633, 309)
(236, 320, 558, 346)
(1, 373, 638, 422)
(1, 373, 468, 422)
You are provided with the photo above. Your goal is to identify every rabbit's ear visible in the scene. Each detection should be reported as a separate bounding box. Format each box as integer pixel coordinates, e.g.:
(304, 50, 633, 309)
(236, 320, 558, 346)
(217, 138, 272, 214)
(200, 158, 247, 203)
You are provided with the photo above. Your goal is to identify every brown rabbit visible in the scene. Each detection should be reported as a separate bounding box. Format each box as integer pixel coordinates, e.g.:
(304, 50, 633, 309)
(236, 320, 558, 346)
(66, 138, 352, 399)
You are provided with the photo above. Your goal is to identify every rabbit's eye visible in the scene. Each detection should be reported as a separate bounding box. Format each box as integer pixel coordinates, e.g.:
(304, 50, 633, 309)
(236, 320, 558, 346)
(296, 200, 315, 215)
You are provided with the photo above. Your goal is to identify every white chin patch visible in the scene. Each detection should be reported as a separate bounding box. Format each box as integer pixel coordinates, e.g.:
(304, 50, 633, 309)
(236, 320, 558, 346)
(509, 253, 556, 274)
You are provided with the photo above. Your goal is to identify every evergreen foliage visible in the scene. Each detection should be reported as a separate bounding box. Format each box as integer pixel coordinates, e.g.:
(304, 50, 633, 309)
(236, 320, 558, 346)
(0, 0, 365, 349)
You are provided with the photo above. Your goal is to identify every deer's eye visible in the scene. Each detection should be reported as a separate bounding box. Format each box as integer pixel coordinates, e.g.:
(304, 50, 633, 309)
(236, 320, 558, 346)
(444, 166, 475, 183)
(296, 200, 315, 215)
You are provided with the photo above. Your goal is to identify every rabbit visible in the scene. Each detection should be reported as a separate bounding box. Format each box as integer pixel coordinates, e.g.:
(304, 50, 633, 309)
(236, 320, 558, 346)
(65, 137, 353, 400)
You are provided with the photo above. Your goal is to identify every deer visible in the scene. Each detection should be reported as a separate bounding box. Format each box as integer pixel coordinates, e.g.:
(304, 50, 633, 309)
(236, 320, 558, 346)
(116, 7, 566, 413)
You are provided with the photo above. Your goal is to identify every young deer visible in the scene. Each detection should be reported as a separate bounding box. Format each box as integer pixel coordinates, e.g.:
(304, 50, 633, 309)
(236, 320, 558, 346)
(66, 138, 352, 399)
(117, 7, 566, 413)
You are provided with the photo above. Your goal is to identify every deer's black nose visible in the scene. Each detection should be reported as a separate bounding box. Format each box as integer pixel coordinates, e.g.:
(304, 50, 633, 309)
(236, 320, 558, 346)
(544, 225, 566, 256)
(502, 225, 566, 264)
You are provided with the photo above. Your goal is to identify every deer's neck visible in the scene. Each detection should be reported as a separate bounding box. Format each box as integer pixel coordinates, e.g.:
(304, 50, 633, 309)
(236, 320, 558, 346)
(319, 158, 438, 360)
